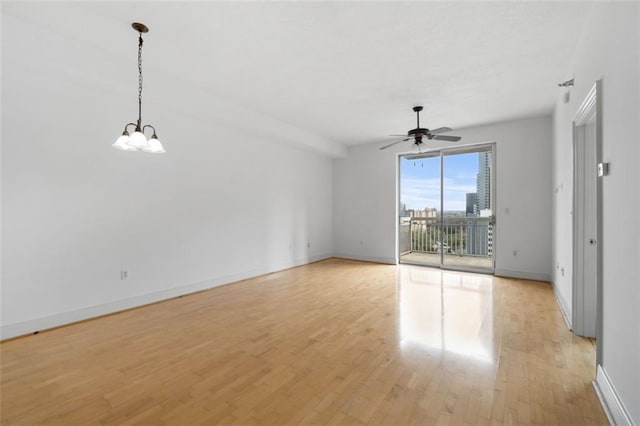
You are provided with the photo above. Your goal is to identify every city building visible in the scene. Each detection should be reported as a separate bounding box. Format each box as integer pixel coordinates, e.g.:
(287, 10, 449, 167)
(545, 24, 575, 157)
(466, 192, 477, 216)
(476, 151, 492, 213)
(409, 207, 438, 218)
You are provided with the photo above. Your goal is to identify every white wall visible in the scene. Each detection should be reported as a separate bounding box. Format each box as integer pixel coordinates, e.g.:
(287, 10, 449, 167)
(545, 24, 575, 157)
(552, 2, 639, 423)
(333, 140, 398, 265)
(334, 116, 553, 281)
(1, 13, 335, 339)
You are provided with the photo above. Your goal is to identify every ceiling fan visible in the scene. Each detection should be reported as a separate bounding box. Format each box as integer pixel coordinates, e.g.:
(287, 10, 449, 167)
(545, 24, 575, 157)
(379, 106, 462, 150)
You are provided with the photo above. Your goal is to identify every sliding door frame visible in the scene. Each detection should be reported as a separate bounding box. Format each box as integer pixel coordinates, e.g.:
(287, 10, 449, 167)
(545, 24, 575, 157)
(397, 142, 497, 274)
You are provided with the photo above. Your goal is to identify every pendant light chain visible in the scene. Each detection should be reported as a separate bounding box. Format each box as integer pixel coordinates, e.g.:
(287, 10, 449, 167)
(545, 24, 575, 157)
(137, 33, 144, 129)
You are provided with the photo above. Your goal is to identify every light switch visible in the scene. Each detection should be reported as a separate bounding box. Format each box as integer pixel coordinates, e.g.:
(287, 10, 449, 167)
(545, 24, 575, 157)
(597, 162, 609, 177)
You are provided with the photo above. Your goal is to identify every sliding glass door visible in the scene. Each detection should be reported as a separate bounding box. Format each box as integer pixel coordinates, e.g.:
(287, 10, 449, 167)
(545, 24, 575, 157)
(399, 145, 495, 273)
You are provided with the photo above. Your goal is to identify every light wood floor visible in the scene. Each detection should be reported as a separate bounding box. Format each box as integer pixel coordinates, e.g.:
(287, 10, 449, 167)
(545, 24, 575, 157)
(1, 259, 607, 425)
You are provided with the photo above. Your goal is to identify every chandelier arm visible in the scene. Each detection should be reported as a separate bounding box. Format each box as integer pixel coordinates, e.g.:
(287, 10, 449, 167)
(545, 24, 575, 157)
(121, 122, 138, 135)
(142, 124, 157, 136)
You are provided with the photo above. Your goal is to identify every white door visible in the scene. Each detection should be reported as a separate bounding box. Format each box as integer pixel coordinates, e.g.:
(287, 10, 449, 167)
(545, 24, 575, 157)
(572, 85, 600, 338)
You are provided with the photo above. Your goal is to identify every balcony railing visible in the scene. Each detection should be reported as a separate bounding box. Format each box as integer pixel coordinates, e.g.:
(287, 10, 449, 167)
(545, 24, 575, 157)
(400, 216, 493, 257)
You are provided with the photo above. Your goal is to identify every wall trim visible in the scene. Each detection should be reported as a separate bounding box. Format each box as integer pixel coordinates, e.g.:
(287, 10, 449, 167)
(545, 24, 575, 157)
(332, 254, 396, 265)
(494, 268, 551, 282)
(593, 364, 635, 426)
(0, 254, 333, 341)
(552, 279, 573, 330)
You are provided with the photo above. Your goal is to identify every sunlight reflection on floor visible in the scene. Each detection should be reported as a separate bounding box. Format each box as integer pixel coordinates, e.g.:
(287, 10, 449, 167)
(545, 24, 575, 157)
(398, 265, 495, 364)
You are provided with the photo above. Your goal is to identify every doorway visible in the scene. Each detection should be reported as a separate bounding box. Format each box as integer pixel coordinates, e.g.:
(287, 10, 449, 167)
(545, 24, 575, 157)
(572, 81, 602, 346)
(399, 144, 495, 274)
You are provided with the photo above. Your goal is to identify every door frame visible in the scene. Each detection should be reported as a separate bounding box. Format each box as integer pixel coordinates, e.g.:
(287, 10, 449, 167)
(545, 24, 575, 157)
(397, 142, 497, 274)
(572, 80, 603, 362)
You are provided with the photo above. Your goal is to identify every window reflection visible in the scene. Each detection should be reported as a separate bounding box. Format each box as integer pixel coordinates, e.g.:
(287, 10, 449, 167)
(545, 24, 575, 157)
(399, 266, 495, 363)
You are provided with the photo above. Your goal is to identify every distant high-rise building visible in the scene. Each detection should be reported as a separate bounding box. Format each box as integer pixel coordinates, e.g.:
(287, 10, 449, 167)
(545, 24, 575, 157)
(476, 152, 492, 213)
(466, 193, 477, 216)
(467, 152, 494, 257)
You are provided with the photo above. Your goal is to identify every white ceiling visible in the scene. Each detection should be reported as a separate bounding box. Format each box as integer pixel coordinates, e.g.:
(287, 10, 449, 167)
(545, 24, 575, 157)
(3, 1, 592, 148)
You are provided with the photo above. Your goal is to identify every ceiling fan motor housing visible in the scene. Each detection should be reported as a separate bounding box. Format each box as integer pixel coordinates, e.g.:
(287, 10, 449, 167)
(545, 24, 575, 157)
(408, 128, 429, 137)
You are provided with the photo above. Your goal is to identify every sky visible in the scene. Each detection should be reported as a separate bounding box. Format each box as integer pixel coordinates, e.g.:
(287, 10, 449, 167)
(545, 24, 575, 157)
(400, 152, 479, 212)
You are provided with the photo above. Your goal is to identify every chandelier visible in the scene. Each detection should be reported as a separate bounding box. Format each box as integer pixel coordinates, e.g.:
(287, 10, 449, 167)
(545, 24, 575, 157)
(112, 23, 165, 153)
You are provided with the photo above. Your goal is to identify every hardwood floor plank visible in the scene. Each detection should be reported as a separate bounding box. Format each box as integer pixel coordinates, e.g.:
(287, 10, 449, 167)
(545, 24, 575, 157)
(0, 259, 608, 424)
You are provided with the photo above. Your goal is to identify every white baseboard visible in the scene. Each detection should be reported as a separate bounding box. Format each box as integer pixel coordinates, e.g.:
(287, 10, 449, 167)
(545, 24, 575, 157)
(332, 253, 397, 265)
(551, 280, 572, 330)
(593, 364, 635, 426)
(494, 268, 551, 282)
(0, 254, 332, 340)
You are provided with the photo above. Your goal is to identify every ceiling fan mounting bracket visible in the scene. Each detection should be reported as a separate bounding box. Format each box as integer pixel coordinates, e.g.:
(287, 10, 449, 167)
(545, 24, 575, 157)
(412, 106, 423, 112)
(132, 22, 149, 33)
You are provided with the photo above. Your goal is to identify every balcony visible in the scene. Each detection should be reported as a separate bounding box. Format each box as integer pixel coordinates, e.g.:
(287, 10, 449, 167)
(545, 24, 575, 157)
(399, 216, 493, 271)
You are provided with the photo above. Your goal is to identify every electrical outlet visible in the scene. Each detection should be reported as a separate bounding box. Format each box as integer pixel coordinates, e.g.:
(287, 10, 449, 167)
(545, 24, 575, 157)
(120, 270, 128, 280)
(307, 242, 310, 248)
(512, 250, 518, 257)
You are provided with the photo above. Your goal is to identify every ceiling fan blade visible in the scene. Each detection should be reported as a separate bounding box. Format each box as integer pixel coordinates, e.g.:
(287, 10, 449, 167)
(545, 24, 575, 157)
(432, 134, 462, 142)
(379, 138, 411, 150)
(389, 134, 409, 137)
(429, 127, 453, 134)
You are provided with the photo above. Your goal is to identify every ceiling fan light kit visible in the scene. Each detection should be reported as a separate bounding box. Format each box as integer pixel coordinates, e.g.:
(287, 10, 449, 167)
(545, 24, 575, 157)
(380, 106, 462, 151)
(112, 22, 166, 154)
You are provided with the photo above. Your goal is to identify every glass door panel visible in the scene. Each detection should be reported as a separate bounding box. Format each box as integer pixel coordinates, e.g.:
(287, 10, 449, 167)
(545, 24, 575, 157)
(399, 154, 441, 267)
(442, 149, 493, 272)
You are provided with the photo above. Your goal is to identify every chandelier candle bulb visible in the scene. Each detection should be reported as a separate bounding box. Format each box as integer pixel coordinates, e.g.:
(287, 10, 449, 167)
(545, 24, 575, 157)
(113, 22, 165, 154)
